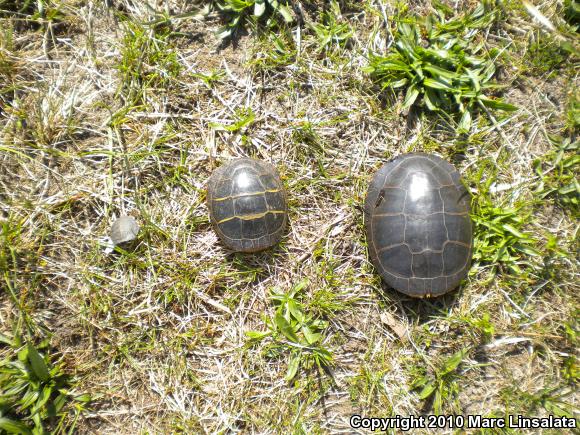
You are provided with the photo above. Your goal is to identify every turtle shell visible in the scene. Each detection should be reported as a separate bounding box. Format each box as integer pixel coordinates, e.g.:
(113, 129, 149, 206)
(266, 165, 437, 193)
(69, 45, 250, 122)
(207, 158, 288, 252)
(364, 153, 473, 297)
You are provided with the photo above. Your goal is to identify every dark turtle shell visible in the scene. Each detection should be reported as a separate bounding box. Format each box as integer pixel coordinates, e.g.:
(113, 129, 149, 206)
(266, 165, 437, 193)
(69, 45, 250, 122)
(207, 158, 287, 252)
(364, 153, 473, 297)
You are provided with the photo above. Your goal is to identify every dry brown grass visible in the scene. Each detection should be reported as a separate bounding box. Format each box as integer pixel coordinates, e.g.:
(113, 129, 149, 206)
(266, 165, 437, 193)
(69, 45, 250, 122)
(1, 0, 578, 433)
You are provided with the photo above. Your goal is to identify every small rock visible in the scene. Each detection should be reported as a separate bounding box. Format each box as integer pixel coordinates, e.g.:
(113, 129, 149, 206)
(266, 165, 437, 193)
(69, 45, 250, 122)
(110, 215, 140, 245)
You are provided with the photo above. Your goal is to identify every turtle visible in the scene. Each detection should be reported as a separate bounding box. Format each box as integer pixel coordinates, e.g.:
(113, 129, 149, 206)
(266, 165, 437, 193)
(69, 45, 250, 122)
(364, 153, 473, 297)
(207, 158, 288, 252)
(110, 215, 140, 246)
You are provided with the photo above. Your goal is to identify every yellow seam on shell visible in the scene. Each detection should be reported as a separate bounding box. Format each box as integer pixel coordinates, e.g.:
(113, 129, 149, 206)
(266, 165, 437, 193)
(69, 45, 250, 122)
(212, 189, 280, 202)
(217, 210, 285, 224)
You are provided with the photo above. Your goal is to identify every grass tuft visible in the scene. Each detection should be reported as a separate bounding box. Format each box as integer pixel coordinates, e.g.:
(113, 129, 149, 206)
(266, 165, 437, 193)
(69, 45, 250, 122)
(365, 1, 516, 133)
(0, 335, 90, 433)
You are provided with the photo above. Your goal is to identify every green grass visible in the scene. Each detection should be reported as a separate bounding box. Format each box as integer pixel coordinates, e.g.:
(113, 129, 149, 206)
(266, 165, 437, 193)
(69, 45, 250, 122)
(534, 135, 579, 217)
(364, 1, 517, 133)
(469, 161, 541, 278)
(191, 69, 226, 89)
(564, 0, 580, 27)
(307, 1, 353, 53)
(210, 106, 256, 133)
(410, 348, 470, 415)
(213, 0, 293, 39)
(525, 35, 574, 76)
(249, 29, 297, 70)
(0, 0, 37, 16)
(117, 17, 183, 106)
(246, 279, 334, 382)
(1, 214, 46, 335)
(0, 336, 90, 434)
(500, 385, 577, 419)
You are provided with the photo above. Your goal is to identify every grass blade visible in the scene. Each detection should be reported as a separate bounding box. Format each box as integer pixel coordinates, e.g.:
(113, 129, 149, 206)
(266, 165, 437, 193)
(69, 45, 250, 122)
(26, 344, 50, 382)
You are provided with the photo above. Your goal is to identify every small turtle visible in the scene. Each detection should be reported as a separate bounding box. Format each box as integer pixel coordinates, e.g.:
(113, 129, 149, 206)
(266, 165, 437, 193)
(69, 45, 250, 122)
(207, 158, 288, 252)
(110, 215, 140, 246)
(364, 153, 473, 297)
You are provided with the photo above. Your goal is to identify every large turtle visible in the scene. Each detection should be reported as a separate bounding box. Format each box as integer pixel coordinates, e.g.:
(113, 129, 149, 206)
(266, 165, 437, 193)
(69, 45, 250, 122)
(364, 153, 473, 297)
(207, 158, 288, 252)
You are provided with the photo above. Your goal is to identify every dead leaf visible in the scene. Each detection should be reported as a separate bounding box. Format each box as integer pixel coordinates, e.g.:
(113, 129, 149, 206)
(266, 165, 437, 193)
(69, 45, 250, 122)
(380, 311, 409, 342)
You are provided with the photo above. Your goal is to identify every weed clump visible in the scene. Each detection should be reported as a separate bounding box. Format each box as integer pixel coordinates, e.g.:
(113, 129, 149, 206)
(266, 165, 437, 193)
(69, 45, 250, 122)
(0, 336, 90, 433)
(410, 348, 470, 415)
(365, 2, 516, 132)
(534, 135, 579, 217)
(212, 0, 293, 40)
(467, 161, 541, 278)
(246, 279, 334, 382)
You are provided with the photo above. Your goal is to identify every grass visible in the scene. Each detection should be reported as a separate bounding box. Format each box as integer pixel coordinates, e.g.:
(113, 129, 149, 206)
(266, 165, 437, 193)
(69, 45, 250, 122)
(364, 1, 517, 133)
(308, 1, 353, 53)
(0, 337, 90, 434)
(410, 347, 470, 415)
(246, 279, 334, 382)
(534, 134, 579, 216)
(0, 0, 578, 432)
(0, 0, 37, 16)
(212, 0, 293, 40)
